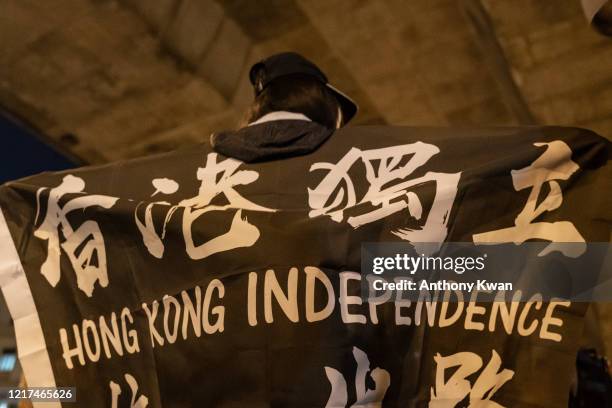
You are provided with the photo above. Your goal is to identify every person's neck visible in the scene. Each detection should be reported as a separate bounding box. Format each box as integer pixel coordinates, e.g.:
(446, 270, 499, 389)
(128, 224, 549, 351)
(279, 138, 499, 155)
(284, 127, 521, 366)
(248, 111, 311, 126)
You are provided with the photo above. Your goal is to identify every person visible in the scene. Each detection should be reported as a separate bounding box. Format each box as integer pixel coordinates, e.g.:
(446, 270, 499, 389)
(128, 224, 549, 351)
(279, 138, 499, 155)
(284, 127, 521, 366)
(210, 52, 358, 163)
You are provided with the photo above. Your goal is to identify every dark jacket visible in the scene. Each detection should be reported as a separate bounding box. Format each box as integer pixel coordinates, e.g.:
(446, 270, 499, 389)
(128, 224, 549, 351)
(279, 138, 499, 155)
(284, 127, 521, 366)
(210, 118, 334, 163)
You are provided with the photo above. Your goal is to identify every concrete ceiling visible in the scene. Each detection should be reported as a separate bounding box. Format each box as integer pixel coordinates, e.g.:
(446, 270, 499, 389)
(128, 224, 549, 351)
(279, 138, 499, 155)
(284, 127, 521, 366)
(1, 0, 612, 163)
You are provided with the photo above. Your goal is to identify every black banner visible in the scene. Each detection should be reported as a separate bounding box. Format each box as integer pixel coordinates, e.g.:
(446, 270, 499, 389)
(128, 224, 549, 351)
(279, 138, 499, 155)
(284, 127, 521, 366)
(0, 126, 609, 407)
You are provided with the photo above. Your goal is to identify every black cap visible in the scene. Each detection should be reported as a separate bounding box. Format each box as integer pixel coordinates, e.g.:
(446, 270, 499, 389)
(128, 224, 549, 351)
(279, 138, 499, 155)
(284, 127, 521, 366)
(249, 52, 358, 124)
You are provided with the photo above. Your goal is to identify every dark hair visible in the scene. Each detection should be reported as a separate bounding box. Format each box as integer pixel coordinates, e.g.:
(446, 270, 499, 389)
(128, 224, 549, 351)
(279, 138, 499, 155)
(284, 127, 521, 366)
(243, 73, 342, 129)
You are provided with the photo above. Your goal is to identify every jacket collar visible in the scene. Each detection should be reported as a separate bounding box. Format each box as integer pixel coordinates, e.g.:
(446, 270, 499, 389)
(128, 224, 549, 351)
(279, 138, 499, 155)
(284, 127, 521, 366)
(210, 114, 333, 163)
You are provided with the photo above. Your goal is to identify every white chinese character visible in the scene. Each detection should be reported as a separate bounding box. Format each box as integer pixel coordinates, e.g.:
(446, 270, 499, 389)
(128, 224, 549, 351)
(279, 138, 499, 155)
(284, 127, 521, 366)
(134, 178, 180, 259)
(110, 373, 148, 408)
(34, 175, 118, 297)
(309, 143, 460, 254)
(324, 347, 390, 408)
(473, 141, 585, 257)
(430, 350, 514, 408)
(135, 153, 276, 260)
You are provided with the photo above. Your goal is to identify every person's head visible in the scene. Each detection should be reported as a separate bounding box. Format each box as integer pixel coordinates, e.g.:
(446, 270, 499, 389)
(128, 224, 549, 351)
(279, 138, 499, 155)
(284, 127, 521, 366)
(244, 74, 343, 129)
(244, 52, 357, 128)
